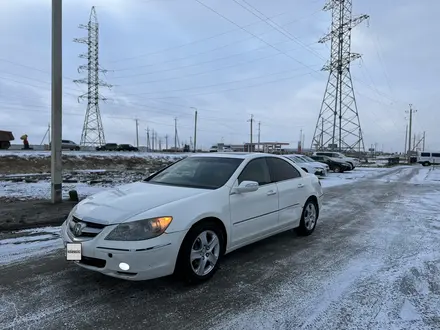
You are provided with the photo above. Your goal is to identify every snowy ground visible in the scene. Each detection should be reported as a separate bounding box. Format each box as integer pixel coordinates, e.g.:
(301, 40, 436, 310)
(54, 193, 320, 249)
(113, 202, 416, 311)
(0, 166, 399, 199)
(0, 165, 439, 329)
(0, 149, 186, 159)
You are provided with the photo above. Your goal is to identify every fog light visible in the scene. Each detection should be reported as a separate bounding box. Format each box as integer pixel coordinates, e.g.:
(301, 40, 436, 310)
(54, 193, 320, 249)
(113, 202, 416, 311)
(119, 262, 130, 271)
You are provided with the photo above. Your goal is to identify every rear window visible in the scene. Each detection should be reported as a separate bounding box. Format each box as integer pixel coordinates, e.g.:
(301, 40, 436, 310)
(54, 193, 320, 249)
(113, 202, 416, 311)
(420, 152, 430, 157)
(432, 153, 440, 158)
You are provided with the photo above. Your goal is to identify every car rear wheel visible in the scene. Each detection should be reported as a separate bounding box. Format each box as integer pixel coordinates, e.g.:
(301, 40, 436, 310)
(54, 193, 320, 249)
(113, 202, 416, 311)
(297, 199, 318, 236)
(175, 222, 224, 284)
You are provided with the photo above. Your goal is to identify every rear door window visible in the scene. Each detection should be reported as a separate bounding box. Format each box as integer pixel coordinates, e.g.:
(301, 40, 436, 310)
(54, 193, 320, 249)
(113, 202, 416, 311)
(266, 157, 301, 182)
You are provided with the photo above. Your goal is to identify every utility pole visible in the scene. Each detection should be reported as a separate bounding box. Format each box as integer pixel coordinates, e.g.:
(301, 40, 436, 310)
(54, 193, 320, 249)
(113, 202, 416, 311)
(135, 119, 139, 148)
(51, 0, 62, 204)
(151, 129, 155, 151)
(413, 134, 416, 152)
(257, 121, 261, 152)
(191, 107, 198, 153)
(404, 124, 408, 155)
(406, 104, 417, 159)
(165, 134, 169, 150)
(423, 131, 426, 151)
(174, 118, 178, 150)
(159, 138, 162, 151)
(146, 127, 150, 151)
(247, 114, 254, 152)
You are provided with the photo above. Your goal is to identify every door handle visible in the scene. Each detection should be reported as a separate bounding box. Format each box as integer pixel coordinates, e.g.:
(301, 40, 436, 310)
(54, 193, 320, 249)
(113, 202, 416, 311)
(297, 183, 305, 188)
(267, 190, 276, 196)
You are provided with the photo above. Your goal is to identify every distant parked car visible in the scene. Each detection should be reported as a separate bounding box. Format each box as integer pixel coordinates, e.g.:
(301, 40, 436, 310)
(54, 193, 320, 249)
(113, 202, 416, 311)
(61, 153, 323, 283)
(96, 143, 118, 151)
(310, 155, 352, 173)
(283, 154, 326, 176)
(299, 155, 330, 175)
(312, 151, 358, 169)
(117, 144, 139, 152)
(49, 140, 80, 151)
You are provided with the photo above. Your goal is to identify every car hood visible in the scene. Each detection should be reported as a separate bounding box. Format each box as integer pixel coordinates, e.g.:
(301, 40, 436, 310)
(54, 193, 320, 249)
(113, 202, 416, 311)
(73, 182, 208, 225)
(309, 162, 327, 168)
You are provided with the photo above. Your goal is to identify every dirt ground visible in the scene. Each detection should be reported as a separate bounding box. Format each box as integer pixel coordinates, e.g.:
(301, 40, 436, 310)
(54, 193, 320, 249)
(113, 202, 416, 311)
(0, 154, 178, 175)
(0, 154, 183, 231)
(0, 197, 77, 232)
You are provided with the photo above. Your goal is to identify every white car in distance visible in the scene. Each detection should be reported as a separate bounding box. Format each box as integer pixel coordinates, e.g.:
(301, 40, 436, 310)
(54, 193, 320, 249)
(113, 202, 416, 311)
(284, 154, 327, 176)
(298, 155, 330, 176)
(61, 153, 324, 283)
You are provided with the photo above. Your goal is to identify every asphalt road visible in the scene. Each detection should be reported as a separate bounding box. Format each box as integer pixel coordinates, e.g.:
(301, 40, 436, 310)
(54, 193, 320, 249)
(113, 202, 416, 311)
(1, 166, 440, 330)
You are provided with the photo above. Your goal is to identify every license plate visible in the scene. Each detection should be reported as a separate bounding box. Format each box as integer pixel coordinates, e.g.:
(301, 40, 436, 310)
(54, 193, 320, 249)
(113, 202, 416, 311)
(66, 243, 82, 261)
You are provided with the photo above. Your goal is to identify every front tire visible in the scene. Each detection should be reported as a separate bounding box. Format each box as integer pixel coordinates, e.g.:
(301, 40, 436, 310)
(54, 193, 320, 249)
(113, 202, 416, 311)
(175, 222, 224, 284)
(333, 165, 341, 173)
(297, 199, 318, 236)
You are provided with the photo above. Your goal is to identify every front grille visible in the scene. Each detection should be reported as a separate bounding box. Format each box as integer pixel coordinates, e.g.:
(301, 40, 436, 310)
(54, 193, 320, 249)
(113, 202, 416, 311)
(68, 216, 106, 239)
(79, 256, 106, 268)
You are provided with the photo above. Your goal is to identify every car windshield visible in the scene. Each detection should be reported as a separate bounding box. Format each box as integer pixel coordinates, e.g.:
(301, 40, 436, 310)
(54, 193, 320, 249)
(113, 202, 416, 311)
(291, 156, 307, 163)
(297, 156, 311, 162)
(302, 156, 315, 162)
(145, 156, 243, 189)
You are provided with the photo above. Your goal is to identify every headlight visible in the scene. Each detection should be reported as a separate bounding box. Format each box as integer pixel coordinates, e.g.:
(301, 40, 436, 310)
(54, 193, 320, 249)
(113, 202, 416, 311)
(314, 167, 322, 171)
(104, 216, 173, 241)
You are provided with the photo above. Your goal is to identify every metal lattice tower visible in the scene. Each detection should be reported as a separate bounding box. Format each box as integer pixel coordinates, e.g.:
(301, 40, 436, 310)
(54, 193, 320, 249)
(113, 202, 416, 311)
(74, 7, 111, 147)
(311, 0, 369, 153)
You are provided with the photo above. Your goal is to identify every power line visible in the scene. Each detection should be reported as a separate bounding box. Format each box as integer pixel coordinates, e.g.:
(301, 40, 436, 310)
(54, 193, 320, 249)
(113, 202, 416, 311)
(123, 65, 320, 96)
(107, 8, 320, 64)
(118, 43, 317, 86)
(193, 0, 321, 77)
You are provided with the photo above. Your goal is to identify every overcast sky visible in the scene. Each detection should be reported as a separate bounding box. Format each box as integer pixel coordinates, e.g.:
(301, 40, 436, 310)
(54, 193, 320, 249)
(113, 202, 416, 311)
(0, 0, 438, 151)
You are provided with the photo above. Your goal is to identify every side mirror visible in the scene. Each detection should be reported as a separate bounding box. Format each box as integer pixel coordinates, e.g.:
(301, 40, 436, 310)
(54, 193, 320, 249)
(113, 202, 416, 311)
(234, 180, 259, 194)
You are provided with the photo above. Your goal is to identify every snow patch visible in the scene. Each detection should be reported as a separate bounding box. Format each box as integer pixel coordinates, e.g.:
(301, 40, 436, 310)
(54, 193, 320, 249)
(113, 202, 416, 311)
(0, 181, 110, 199)
(410, 166, 440, 184)
(0, 150, 187, 159)
(320, 167, 393, 188)
(0, 226, 62, 265)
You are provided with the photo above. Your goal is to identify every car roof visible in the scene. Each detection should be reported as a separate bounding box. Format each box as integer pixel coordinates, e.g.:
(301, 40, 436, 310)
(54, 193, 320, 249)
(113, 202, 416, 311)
(188, 152, 282, 160)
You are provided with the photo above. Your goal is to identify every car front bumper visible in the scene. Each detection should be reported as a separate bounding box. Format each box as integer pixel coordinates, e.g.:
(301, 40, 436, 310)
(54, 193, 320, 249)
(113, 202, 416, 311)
(61, 221, 188, 281)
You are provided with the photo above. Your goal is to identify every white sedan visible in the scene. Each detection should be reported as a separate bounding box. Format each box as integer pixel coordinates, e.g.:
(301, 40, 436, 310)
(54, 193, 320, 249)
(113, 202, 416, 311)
(61, 153, 324, 283)
(284, 154, 327, 176)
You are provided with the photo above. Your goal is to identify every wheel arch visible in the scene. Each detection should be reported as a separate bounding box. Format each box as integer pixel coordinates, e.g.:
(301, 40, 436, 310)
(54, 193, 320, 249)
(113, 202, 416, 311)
(304, 195, 319, 218)
(174, 216, 228, 277)
(185, 217, 228, 253)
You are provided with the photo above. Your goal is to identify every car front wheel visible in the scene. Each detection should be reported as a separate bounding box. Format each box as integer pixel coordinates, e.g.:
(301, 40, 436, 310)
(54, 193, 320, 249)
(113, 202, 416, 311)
(175, 222, 224, 284)
(297, 199, 318, 236)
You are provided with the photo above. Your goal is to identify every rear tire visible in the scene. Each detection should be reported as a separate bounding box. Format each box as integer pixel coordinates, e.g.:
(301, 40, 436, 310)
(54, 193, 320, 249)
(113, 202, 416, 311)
(334, 165, 341, 173)
(297, 199, 318, 236)
(423, 162, 430, 166)
(175, 221, 224, 284)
